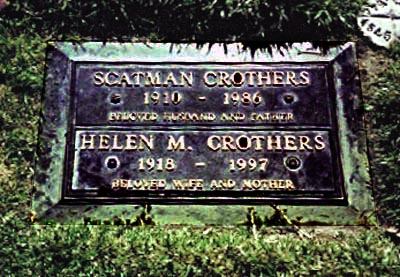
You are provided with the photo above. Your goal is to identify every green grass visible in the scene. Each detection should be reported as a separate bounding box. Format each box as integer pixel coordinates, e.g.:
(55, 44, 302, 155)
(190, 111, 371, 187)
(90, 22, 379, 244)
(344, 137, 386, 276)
(1, 0, 367, 41)
(359, 45, 400, 228)
(0, 225, 398, 276)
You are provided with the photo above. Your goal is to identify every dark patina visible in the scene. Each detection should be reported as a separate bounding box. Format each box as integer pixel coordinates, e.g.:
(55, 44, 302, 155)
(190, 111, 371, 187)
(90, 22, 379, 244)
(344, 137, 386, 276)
(33, 43, 374, 224)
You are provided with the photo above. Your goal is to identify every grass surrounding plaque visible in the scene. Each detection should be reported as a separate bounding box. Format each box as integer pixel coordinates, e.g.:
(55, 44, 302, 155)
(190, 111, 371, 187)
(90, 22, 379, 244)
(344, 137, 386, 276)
(0, 1, 399, 275)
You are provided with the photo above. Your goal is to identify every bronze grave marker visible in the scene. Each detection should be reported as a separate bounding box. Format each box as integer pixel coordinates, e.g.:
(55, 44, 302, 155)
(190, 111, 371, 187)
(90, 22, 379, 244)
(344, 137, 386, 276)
(33, 42, 375, 225)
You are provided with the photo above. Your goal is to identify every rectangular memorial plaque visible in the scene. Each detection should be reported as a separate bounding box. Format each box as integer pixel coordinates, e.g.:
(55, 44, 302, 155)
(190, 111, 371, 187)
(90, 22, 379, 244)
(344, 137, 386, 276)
(33, 42, 375, 224)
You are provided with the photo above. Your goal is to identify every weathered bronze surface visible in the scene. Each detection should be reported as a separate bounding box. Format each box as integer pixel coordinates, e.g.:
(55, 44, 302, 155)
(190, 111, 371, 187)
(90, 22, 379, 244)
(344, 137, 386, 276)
(70, 130, 341, 203)
(75, 64, 330, 126)
(67, 61, 343, 203)
(33, 42, 374, 224)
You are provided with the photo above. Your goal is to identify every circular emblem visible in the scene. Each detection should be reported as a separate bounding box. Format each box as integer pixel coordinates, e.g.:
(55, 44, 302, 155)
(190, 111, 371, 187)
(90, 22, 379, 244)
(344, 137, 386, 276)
(358, 0, 400, 48)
